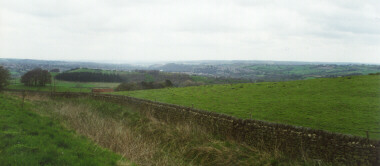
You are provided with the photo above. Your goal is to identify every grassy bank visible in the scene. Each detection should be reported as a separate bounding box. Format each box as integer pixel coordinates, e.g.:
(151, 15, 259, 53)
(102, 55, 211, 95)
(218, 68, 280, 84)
(0, 93, 129, 165)
(7, 79, 119, 93)
(112, 75, 380, 139)
(19, 93, 327, 166)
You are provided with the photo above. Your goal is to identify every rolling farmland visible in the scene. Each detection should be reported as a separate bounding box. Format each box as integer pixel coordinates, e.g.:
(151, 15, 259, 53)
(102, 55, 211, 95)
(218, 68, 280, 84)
(113, 74, 380, 139)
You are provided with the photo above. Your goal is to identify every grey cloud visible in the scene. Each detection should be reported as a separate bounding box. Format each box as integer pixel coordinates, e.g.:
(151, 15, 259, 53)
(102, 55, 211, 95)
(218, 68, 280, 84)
(0, 0, 379, 63)
(325, 17, 380, 35)
(176, 20, 240, 34)
(0, 0, 84, 18)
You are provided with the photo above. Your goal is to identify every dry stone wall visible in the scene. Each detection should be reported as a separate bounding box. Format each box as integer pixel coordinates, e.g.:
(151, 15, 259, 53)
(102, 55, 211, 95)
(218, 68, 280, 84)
(8, 90, 379, 165)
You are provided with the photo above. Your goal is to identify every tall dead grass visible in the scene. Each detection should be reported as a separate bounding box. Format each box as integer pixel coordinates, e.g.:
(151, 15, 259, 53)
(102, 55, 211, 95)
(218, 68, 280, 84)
(38, 101, 182, 166)
(23, 95, 326, 166)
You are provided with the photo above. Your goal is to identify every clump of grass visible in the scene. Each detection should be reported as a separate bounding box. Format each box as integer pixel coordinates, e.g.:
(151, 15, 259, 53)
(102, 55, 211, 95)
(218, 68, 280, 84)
(34, 97, 181, 165)
(30, 95, 330, 166)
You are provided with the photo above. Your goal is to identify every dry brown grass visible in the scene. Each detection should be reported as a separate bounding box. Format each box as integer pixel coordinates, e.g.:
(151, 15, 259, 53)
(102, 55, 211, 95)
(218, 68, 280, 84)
(20, 94, 328, 166)
(10, 92, 181, 165)
(39, 102, 181, 166)
(8, 91, 50, 101)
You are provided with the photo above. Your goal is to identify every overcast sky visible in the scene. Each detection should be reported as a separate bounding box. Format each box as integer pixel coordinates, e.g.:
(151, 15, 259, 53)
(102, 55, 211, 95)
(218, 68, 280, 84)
(0, 0, 379, 63)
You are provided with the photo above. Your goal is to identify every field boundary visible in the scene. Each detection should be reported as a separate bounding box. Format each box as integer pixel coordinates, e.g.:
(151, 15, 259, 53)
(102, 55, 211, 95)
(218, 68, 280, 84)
(6, 89, 379, 165)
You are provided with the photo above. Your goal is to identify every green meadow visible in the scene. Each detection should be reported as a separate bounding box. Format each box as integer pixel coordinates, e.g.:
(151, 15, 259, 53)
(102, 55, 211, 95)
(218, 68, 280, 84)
(0, 93, 128, 165)
(245, 64, 380, 78)
(7, 79, 119, 92)
(113, 74, 380, 139)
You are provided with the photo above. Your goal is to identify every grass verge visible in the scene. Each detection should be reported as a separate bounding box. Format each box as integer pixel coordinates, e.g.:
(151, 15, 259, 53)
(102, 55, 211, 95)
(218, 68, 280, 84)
(0, 93, 131, 166)
(7, 79, 119, 93)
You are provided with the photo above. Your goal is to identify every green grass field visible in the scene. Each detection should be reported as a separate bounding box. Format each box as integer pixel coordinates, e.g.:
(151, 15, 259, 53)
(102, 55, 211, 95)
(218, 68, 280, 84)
(113, 75, 380, 139)
(7, 79, 119, 93)
(0, 93, 128, 165)
(245, 64, 380, 78)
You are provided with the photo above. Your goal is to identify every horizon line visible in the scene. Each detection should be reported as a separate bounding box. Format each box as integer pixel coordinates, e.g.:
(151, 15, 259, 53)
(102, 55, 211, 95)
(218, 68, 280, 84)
(1, 57, 380, 65)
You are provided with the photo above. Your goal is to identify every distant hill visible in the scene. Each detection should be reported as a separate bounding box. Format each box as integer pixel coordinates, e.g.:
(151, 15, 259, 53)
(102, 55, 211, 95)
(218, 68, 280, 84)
(2, 58, 379, 82)
(57, 68, 250, 86)
(149, 62, 380, 81)
(0, 58, 140, 77)
(153, 63, 194, 72)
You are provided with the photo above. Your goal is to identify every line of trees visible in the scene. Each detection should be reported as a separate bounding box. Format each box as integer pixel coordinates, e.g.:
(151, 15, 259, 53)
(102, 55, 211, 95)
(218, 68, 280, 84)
(0, 66, 10, 90)
(55, 72, 123, 82)
(21, 68, 51, 86)
(115, 80, 173, 91)
(50, 68, 60, 72)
